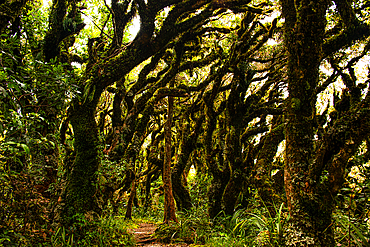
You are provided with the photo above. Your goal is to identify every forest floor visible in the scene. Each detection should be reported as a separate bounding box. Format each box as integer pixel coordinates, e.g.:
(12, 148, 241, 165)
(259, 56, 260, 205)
(129, 222, 191, 247)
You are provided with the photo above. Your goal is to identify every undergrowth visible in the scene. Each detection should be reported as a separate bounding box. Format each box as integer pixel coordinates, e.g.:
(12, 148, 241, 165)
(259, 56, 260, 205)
(50, 215, 136, 247)
(148, 199, 289, 247)
(146, 197, 369, 247)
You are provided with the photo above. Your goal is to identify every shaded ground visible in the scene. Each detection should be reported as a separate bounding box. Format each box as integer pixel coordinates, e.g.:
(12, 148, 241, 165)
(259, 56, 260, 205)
(129, 223, 190, 247)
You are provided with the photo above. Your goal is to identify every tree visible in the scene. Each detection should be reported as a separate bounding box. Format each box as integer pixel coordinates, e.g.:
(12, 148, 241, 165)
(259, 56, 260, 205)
(3, 0, 370, 245)
(281, 0, 370, 245)
(0, 0, 29, 34)
(194, 8, 285, 218)
(59, 0, 261, 226)
(163, 78, 178, 223)
(0, 0, 83, 243)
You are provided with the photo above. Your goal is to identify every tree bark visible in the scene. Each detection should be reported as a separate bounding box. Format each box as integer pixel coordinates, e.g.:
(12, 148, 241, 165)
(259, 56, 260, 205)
(281, 1, 334, 246)
(221, 124, 244, 216)
(172, 114, 204, 211)
(125, 178, 137, 220)
(163, 93, 178, 223)
(0, 0, 29, 34)
(62, 97, 101, 226)
(221, 72, 247, 215)
(43, 0, 85, 62)
(171, 163, 192, 212)
(254, 116, 284, 216)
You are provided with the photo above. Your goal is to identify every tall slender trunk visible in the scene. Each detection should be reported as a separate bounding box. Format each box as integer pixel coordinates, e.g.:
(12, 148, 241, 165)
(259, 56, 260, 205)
(163, 94, 177, 223)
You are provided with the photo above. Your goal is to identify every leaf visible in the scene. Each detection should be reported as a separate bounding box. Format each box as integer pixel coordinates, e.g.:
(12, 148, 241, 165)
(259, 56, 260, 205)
(348, 221, 370, 247)
(4, 141, 17, 145)
(20, 144, 30, 155)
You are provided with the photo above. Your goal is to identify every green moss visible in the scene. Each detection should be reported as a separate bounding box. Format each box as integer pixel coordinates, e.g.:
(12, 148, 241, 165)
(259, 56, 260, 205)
(291, 97, 301, 111)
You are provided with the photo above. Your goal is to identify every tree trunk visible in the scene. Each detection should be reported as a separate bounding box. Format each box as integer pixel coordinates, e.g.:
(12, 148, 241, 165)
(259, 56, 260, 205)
(221, 72, 248, 216)
(221, 109, 245, 215)
(172, 114, 204, 212)
(0, 0, 30, 34)
(204, 97, 230, 219)
(281, 1, 334, 246)
(254, 117, 284, 216)
(163, 94, 178, 223)
(207, 160, 230, 219)
(221, 125, 244, 215)
(125, 178, 137, 220)
(143, 165, 161, 209)
(61, 99, 100, 226)
(171, 164, 192, 212)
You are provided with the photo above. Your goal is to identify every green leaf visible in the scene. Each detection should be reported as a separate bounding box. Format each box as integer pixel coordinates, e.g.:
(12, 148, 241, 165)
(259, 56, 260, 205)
(20, 144, 30, 155)
(348, 221, 370, 247)
(4, 141, 17, 145)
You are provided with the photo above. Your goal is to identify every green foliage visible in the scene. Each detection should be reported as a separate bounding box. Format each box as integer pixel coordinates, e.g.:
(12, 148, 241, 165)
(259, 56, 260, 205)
(0, 46, 77, 144)
(0, 157, 50, 246)
(154, 208, 212, 245)
(137, 201, 165, 222)
(50, 215, 135, 246)
(1, 0, 370, 246)
(154, 223, 186, 243)
(140, 188, 289, 247)
(334, 160, 370, 245)
(51, 227, 75, 247)
(206, 201, 289, 247)
(334, 212, 370, 247)
(96, 157, 131, 212)
(189, 171, 211, 210)
(0, 138, 29, 171)
(136, 184, 165, 222)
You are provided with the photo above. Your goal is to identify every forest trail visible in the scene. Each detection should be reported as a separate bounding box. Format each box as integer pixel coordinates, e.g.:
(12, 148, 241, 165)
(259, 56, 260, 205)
(129, 222, 190, 247)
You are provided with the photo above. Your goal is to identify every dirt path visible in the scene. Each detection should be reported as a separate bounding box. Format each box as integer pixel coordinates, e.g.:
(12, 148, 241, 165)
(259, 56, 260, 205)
(129, 223, 190, 247)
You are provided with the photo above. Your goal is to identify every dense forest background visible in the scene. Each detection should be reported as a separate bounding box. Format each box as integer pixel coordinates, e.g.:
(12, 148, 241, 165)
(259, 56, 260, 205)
(1, 0, 370, 246)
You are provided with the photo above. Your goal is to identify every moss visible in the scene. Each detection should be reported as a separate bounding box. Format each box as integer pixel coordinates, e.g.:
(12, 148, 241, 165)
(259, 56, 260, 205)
(290, 97, 301, 111)
(61, 99, 101, 226)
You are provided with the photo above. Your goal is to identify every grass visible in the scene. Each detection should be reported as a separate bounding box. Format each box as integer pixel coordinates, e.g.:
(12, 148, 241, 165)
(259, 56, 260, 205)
(50, 215, 136, 246)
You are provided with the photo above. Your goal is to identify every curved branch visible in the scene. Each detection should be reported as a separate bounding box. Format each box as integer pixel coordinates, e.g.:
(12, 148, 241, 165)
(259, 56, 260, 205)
(0, 0, 28, 34)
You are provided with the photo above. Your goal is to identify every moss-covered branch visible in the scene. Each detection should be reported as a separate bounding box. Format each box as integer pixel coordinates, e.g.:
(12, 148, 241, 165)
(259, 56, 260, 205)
(0, 0, 28, 34)
(43, 0, 85, 62)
